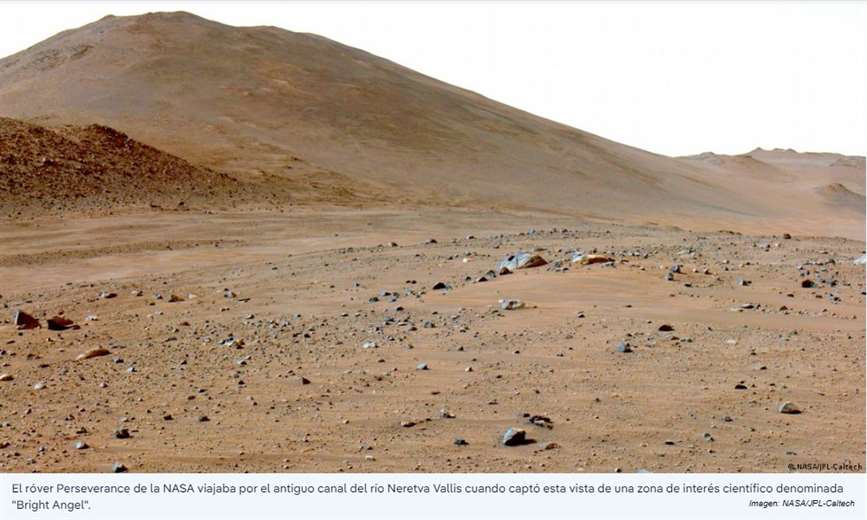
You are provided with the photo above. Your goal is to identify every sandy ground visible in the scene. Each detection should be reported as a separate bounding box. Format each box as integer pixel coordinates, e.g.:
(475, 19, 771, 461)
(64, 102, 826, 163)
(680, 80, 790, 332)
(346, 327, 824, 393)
(0, 207, 863, 473)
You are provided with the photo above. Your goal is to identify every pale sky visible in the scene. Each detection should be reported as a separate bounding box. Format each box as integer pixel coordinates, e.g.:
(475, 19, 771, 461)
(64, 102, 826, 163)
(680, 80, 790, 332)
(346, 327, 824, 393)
(1, 1, 865, 157)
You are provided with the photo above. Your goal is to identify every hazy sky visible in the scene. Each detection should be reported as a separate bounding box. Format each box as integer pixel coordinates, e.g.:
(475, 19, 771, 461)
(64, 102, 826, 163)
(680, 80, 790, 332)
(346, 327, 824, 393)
(1, 1, 865, 156)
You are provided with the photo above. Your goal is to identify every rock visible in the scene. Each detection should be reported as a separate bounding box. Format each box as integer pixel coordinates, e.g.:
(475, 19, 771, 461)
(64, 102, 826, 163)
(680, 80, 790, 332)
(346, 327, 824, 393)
(361, 340, 377, 349)
(111, 462, 128, 473)
(734, 383, 748, 390)
(432, 282, 449, 290)
(501, 427, 527, 446)
(615, 341, 632, 353)
(198, 415, 210, 422)
(801, 279, 815, 288)
(32, 382, 46, 390)
(416, 362, 429, 370)
(47, 316, 76, 331)
(114, 428, 130, 439)
(0, 373, 13, 382)
(99, 291, 117, 299)
(440, 408, 455, 419)
(778, 402, 801, 414)
(74, 441, 89, 450)
(541, 442, 560, 450)
(76, 348, 111, 361)
(579, 254, 614, 265)
(400, 420, 416, 428)
(782, 233, 792, 239)
(854, 255, 866, 266)
(499, 299, 525, 311)
(298, 376, 311, 385)
(571, 251, 613, 265)
(168, 294, 185, 303)
(221, 337, 245, 349)
(453, 437, 469, 446)
(527, 415, 553, 429)
(658, 324, 674, 332)
(14, 310, 40, 330)
(495, 251, 547, 274)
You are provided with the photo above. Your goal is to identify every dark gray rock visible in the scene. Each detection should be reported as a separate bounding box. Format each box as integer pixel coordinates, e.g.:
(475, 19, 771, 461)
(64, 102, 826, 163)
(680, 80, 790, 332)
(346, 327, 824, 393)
(501, 427, 527, 446)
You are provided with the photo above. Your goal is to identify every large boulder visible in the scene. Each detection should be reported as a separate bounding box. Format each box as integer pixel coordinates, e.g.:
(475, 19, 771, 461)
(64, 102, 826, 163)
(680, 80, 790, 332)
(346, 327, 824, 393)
(495, 251, 547, 274)
(14, 310, 40, 330)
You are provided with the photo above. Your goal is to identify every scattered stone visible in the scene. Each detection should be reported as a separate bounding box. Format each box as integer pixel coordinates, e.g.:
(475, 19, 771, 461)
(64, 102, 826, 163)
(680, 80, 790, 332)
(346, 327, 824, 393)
(416, 362, 429, 371)
(220, 337, 245, 349)
(114, 428, 130, 439)
(501, 427, 528, 446)
(298, 376, 311, 385)
(778, 402, 802, 414)
(499, 299, 525, 311)
(99, 291, 117, 299)
(168, 294, 185, 303)
(361, 340, 377, 349)
(801, 279, 815, 288)
(47, 316, 76, 331)
(576, 253, 614, 265)
(14, 310, 40, 330)
(527, 415, 553, 429)
(111, 462, 128, 473)
(453, 438, 469, 446)
(658, 324, 674, 332)
(74, 441, 89, 450)
(400, 421, 416, 428)
(76, 348, 111, 361)
(0, 373, 13, 382)
(615, 341, 632, 353)
(496, 252, 547, 274)
(432, 282, 449, 290)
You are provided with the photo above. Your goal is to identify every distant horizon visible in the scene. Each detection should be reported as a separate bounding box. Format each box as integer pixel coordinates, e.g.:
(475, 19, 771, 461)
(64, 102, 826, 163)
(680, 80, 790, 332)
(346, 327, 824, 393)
(1, 1, 864, 157)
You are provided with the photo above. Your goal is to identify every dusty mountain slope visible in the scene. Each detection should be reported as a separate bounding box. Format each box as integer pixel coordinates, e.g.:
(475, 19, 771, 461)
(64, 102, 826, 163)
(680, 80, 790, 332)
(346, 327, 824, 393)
(0, 117, 389, 216)
(0, 117, 262, 215)
(0, 12, 862, 237)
